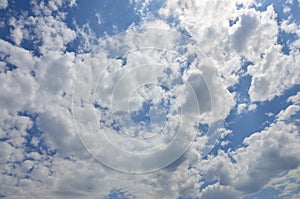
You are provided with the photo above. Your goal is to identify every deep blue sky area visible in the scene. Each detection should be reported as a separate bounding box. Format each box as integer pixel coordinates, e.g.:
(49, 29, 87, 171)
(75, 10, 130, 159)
(64, 0, 141, 54)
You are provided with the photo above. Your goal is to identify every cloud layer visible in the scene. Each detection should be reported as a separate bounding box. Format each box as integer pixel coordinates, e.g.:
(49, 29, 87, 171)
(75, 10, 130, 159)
(0, 0, 299, 198)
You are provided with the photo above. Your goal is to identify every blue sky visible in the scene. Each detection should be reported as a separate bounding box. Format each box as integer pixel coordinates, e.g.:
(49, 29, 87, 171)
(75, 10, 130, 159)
(0, 0, 300, 198)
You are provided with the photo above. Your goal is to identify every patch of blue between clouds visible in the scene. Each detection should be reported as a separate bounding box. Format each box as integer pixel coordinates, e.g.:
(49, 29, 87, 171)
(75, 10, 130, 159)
(229, 17, 239, 27)
(0, 1, 32, 42)
(255, 0, 300, 25)
(65, 0, 141, 53)
(208, 51, 300, 154)
(220, 84, 300, 152)
(177, 196, 194, 199)
(0, 0, 141, 55)
(278, 30, 298, 55)
(0, 60, 17, 73)
(243, 187, 282, 199)
(0, 1, 45, 56)
(17, 111, 56, 156)
(199, 178, 218, 193)
(134, 0, 165, 18)
(103, 189, 132, 199)
(253, 0, 300, 55)
(257, 183, 300, 199)
(130, 102, 152, 126)
(0, 112, 55, 194)
(220, 6, 300, 154)
(234, 1, 300, 55)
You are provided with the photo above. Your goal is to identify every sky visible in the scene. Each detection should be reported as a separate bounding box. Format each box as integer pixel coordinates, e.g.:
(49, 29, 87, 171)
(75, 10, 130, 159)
(0, 0, 300, 198)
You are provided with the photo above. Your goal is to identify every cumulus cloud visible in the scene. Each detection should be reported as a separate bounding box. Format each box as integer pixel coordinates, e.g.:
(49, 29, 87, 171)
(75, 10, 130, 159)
(196, 92, 300, 198)
(0, 0, 8, 9)
(0, 0, 300, 198)
(158, 0, 299, 103)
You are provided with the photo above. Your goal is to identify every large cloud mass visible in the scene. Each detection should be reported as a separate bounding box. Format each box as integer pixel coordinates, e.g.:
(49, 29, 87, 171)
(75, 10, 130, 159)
(0, 0, 299, 198)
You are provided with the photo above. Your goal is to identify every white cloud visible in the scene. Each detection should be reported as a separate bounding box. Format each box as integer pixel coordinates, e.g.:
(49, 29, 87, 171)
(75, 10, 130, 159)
(95, 13, 102, 25)
(158, 0, 299, 103)
(265, 112, 274, 117)
(232, 122, 300, 194)
(277, 104, 300, 121)
(71, 23, 233, 173)
(268, 167, 300, 198)
(11, 1, 76, 55)
(1, 16, 230, 197)
(0, 64, 37, 112)
(0, 39, 36, 70)
(288, 92, 300, 104)
(248, 44, 300, 102)
(191, 96, 300, 198)
(237, 103, 247, 114)
(68, 0, 77, 7)
(0, 0, 8, 9)
(248, 103, 257, 111)
(201, 184, 241, 199)
(9, 16, 26, 46)
(230, 12, 259, 52)
(73, 22, 97, 52)
(0, 0, 299, 198)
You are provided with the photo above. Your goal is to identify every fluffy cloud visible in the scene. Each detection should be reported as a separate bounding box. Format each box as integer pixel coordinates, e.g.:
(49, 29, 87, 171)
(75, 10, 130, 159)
(0, 0, 8, 9)
(158, 0, 299, 103)
(0, 41, 37, 112)
(196, 92, 300, 198)
(0, 0, 300, 198)
(248, 44, 300, 102)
